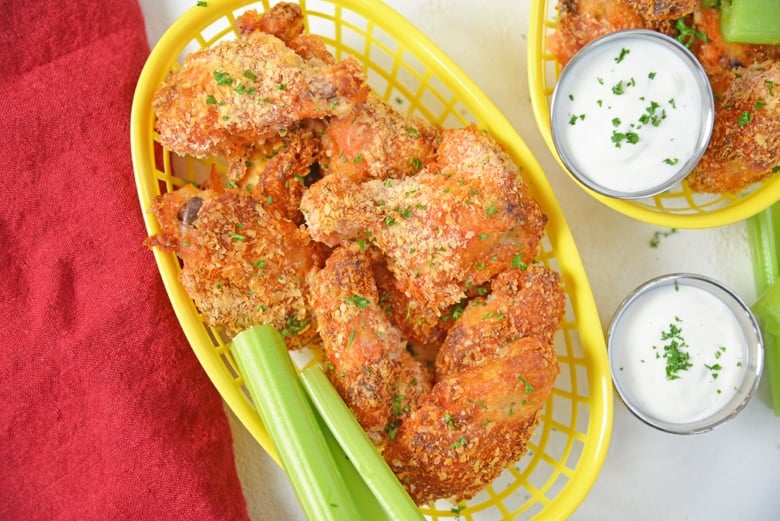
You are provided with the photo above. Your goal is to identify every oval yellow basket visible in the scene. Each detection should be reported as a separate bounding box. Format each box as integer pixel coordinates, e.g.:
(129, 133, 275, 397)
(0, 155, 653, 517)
(528, 0, 780, 229)
(131, 1, 613, 519)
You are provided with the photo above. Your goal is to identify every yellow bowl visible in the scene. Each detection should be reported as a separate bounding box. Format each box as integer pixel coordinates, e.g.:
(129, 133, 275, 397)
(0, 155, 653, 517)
(131, 1, 613, 518)
(528, 0, 780, 229)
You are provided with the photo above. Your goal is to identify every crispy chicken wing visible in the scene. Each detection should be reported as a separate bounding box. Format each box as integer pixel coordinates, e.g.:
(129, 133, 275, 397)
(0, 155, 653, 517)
(321, 93, 442, 182)
(685, 8, 780, 193)
(310, 246, 433, 447)
(146, 184, 325, 346)
(382, 267, 563, 504)
(153, 30, 368, 160)
(226, 119, 326, 224)
(236, 4, 336, 63)
(548, 0, 676, 66)
(435, 265, 565, 379)
(302, 124, 547, 316)
(383, 335, 559, 505)
(688, 60, 780, 193)
(370, 255, 453, 354)
(311, 249, 562, 505)
(235, 3, 304, 44)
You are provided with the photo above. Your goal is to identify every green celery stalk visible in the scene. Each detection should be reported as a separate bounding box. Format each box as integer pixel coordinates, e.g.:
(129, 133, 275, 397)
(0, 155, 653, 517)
(720, 0, 780, 45)
(231, 325, 361, 520)
(747, 203, 780, 415)
(300, 366, 425, 520)
(312, 405, 395, 521)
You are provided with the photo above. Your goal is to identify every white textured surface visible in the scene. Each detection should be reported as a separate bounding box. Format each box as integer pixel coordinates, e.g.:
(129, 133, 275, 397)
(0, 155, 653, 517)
(139, 1, 779, 519)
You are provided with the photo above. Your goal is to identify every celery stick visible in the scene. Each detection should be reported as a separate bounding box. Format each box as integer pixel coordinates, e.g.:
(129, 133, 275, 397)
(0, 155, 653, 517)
(748, 204, 780, 415)
(312, 405, 395, 521)
(231, 325, 361, 520)
(300, 366, 425, 520)
(720, 0, 780, 44)
(753, 281, 780, 415)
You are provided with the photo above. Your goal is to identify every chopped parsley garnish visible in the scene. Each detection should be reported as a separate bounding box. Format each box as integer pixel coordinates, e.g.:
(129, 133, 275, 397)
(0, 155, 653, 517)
(213, 70, 233, 86)
(343, 294, 371, 309)
(737, 110, 752, 127)
(674, 17, 709, 48)
(518, 375, 534, 393)
(611, 130, 639, 147)
(657, 317, 693, 380)
(449, 437, 468, 448)
(280, 316, 310, 336)
(615, 48, 630, 63)
(650, 228, 677, 248)
(511, 254, 528, 270)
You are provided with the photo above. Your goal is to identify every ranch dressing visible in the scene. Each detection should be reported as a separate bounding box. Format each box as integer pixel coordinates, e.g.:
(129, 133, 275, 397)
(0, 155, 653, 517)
(551, 30, 713, 197)
(609, 281, 749, 425)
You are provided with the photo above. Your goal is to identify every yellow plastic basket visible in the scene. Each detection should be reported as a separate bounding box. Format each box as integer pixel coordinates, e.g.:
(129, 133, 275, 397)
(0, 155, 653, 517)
(131, 1, 613, 519)
(528, 0, 780, 229)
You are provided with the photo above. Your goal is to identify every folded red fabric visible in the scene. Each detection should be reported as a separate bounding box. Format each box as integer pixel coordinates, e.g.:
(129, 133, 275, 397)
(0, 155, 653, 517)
(0, 2, 250, 520)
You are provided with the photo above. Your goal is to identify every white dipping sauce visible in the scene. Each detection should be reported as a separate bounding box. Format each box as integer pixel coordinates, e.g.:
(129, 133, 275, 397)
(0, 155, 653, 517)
(609, 281, 749, 425)
(551, 31, 713, 197)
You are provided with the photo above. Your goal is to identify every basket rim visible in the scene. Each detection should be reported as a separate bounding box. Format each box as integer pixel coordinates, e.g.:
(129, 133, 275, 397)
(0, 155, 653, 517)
(130, 0, 614, 517)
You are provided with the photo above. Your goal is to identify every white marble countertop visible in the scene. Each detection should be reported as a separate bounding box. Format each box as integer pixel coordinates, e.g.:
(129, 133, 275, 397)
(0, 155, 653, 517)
(138, 1, 780, 519)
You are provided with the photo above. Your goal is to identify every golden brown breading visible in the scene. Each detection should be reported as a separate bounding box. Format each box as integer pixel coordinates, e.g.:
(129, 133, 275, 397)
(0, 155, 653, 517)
(302, 125, 547, 317)
(383, 335, 559, 505)
(369, 253, 453, 357)
(623, 0, 696, 21)
(548, 0, 675, 66)
(235, 5, 336, 63)
(235, 3, 305, 44)
(226, 119, 326, 224)
(310, 248, 562, 505)
(153, 30, 368, 160)
(687, 61, 780, 193)
(146, 184, 325, 346)
(435, 265, 565, 379)
(309, 246, 433, 447)
(321, 93, 442, 182)
(685, 8, 780, 193)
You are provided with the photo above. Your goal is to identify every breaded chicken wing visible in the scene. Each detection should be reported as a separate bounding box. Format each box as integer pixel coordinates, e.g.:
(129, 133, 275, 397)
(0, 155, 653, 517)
(236, 4, 336, 63)
(146, 184, 325, 346)
(548, 0, 676, 66)
(383, 335, 559, 505)
(435, 265, 565, 379)
(302, 125, 547, 316)
(311, 249, 562, 505)
(310, 246, 433, 447)
(685, 8, 780, 193)
(235, 3, 304, 44)
(688, 60, 780, 193)
(153, 30, 368, 160)
(321, 93, 442, 182)
(369, 253, 454, 358)
(226, 119, 326, 224)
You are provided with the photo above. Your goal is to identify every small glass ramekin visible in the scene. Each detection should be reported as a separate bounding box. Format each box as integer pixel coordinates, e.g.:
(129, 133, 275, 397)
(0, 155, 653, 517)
(607, 273, 763, 434)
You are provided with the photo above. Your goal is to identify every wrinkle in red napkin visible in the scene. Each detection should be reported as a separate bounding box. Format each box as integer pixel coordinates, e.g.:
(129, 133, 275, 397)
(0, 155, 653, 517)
(0, 2, 250, 520)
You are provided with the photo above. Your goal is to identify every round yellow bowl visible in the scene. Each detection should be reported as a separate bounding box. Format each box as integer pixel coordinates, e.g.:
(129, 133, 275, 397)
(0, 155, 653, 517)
(131, 1, 613, 518)
(529, 0, 780, 229)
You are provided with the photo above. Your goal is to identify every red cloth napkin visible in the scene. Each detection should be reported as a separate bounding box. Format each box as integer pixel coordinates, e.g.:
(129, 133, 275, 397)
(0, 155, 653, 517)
(0, 2, 250, 520)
